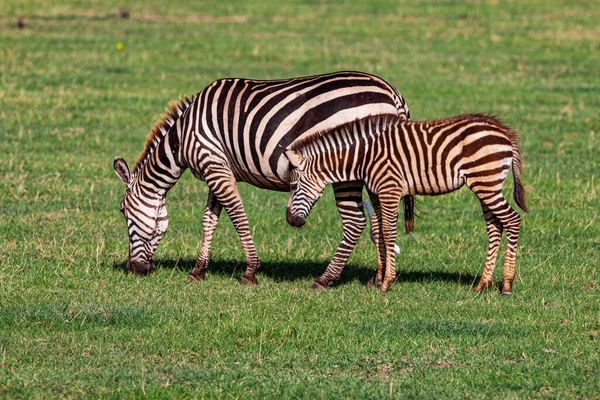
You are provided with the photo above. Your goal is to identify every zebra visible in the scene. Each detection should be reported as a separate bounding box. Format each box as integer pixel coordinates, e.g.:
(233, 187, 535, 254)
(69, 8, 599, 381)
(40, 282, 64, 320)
(113, 71, 413, 289)
(284, 114, 528, 294)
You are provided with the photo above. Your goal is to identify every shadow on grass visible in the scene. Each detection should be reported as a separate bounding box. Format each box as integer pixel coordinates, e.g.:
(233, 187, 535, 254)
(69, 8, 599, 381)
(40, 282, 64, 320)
(112, 257, 479, 288)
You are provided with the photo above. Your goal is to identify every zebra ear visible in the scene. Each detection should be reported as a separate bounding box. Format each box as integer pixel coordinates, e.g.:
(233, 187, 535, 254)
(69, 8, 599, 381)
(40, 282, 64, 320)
(283, 149, 305, 170)
(114, 156, 131, 185)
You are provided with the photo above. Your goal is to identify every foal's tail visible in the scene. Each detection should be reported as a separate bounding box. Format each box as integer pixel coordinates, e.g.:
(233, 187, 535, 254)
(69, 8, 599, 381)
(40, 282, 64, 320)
(403, 195, 415, 234)
(510, 132, 528, 213)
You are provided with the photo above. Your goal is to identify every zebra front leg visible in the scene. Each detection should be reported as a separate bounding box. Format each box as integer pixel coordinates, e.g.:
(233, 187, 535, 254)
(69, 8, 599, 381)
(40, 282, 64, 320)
(473, 204, 503, 293)
(205, 168, 261, 285)
(312, 182, 367, 290)
(378, 193, 401, 293)
(367, 192, 386, 289)
(188, 190, 222, 281)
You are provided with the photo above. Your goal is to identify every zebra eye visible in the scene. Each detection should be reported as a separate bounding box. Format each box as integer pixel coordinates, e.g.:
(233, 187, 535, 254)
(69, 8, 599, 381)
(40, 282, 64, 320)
(290, 183, 298, 191)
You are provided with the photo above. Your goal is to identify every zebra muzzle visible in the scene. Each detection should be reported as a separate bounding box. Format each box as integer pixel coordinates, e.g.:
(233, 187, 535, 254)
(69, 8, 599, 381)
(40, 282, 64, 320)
(128, 258, 153, 275)
(286, 207, 306, 228)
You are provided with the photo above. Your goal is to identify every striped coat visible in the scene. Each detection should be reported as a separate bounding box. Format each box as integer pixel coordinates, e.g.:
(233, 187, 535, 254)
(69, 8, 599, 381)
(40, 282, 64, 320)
(284, 114, 528, 293)
(113, 71, 411, 288)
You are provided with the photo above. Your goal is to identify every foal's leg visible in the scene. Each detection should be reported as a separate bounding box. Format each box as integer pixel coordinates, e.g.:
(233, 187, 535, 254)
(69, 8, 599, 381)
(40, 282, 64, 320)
(473, 203, 503, 293)
(188, 190, 222, 281)
(312, 182, 367, 290)
(204, 166, 261, 285)
(378, 192, 401, 292)
(476, 191, 522, 295)
(497, 205, 521, 295)
(367, 192, 386, 288)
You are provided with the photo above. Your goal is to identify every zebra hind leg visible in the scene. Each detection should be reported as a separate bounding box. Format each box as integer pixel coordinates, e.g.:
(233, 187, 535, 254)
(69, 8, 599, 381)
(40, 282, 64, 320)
(473, 203, 503, 293)
(312, 182, 367, 290)
(205, 168, 261, 285)
(476, 191, 522, 295)
(188, 190, 222, 282)
(498, 204, 521, 295)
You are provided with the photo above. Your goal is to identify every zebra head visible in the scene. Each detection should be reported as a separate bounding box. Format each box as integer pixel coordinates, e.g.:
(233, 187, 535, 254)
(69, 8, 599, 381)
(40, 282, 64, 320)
(114, 157, 169, 275)
(283, 149, 327, 228)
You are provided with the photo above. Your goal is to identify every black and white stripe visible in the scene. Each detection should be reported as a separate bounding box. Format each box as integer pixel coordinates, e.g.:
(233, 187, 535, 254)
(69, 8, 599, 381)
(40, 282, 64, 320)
(114, 71, 411, 288)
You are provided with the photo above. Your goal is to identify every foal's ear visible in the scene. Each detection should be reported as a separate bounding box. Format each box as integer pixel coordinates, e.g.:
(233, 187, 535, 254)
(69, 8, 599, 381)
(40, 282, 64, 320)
(114, 156, 131, 185)
(283, 149, 305, 169)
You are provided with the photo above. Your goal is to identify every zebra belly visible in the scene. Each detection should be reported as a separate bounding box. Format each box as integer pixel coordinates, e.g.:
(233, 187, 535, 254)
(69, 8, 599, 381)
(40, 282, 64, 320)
(229, 154, 290, 191)
(408, 170, 465, 196)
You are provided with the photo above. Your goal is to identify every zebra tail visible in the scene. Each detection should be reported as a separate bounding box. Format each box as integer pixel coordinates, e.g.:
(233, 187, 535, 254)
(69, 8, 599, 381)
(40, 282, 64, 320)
(510, 131, 528, 213)
(404, 195, 415, 234)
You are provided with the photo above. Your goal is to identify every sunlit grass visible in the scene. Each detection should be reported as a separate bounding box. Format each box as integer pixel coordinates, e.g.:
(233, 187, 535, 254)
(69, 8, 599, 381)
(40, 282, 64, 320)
(1, 0, 599, 398)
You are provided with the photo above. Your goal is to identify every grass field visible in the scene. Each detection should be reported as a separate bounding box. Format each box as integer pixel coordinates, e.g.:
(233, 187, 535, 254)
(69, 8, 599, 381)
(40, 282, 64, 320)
(1, 0, 599, 398)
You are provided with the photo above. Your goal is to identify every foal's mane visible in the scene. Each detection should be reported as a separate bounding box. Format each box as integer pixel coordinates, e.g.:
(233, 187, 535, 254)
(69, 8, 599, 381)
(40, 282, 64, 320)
(133, 95, 194, 174)
(413, 113, 512, 132)
(436, 113, 510, 129)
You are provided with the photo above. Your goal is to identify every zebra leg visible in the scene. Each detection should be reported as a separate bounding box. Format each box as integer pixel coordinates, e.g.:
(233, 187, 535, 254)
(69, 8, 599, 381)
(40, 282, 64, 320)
(311, 182, 367, 290)
(378, 193, 401, 292)
(476, 191, 522, 295)
(473, 203, 503, 293)
(367, 192, 386, 289)
(204, 167, 261, 285)
(188, 190, 222, 281)
(498, 205, 521, 295)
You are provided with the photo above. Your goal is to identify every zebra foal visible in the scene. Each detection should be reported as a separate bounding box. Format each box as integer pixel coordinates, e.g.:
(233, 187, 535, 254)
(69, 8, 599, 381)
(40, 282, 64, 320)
(285, 114, 528, 293)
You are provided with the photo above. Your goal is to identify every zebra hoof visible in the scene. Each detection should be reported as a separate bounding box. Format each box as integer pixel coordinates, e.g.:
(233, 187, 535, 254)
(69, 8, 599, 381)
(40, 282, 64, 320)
(187, 269, 206, 282)
(240, 276, 258, 285)
(502, 283, 513, 296)
(378, 282, 391, 293)
(473, 281, 492, 294)
(311, 281, 329, 291)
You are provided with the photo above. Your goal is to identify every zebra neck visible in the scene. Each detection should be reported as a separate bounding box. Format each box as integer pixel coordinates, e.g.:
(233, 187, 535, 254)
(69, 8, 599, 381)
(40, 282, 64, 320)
(302, 140, 370, 185)
(298, 116, 391, 185)
(311, 152, 362, 185)
(134, 130, 185, 198)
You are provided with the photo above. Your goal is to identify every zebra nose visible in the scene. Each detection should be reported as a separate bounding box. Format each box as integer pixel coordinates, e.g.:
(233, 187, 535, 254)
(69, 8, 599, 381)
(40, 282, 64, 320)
(286, 207, 306, 228)
(128, 259, 153, 275)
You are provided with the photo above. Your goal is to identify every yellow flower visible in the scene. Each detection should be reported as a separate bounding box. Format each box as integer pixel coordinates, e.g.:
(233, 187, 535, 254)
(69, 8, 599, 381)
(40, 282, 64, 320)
(116, 43, 124, 51)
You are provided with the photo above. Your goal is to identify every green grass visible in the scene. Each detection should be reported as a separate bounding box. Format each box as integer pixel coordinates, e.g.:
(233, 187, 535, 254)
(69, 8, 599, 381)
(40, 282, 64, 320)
(1, 0, 599, 398)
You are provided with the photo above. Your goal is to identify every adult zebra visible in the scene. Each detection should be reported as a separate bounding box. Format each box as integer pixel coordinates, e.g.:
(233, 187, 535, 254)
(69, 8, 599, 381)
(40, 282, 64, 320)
(284, 114, 528, 293)
(113, 71, 412, 289)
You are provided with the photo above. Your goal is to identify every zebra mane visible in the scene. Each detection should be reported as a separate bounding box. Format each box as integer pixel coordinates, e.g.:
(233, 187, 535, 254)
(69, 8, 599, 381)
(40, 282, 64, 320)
(419, 113, 510, 131)
(133, 95, 194, 174)
(290, 114, 398, 155)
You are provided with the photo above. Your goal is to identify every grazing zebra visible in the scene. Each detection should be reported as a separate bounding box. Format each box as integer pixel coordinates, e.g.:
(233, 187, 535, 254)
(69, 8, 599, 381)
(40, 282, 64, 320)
(284, 114, 528, 294)
(113, 71, 413, 289)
